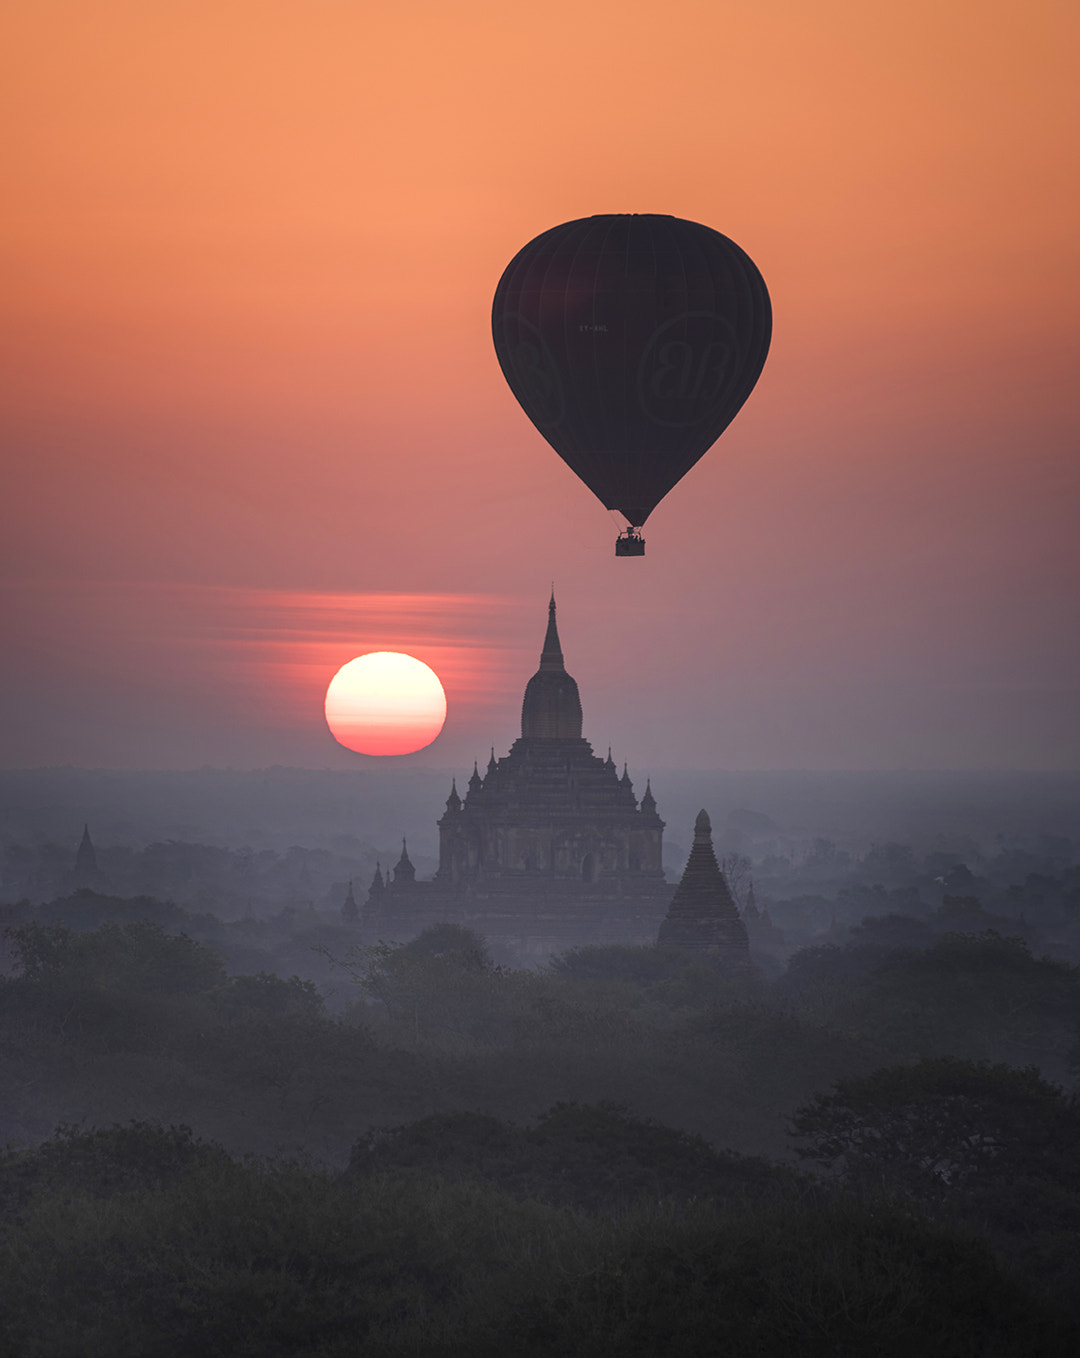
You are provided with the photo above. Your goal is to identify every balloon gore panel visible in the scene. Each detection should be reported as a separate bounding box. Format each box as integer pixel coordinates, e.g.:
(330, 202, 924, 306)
(492, 215, 771, 526)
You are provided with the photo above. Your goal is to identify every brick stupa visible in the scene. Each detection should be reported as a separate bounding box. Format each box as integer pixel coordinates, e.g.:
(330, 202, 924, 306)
(658, 809, 751, 960)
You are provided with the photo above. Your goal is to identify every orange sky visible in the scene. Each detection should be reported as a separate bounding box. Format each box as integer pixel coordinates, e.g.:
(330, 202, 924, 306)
(2, 0, 1078, 771)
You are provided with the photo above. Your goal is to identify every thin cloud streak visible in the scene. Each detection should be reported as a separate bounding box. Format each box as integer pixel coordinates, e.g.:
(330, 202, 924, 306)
(2, 581, 529, 767)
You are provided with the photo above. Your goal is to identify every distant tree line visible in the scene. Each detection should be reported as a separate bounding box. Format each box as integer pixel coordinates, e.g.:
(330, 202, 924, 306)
(2, 843, 1080, 1355)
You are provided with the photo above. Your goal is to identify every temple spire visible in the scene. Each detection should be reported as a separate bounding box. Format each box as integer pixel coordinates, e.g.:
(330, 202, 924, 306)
(72, 822, 103, 887)
(75, 823, 97, 874)
(539, 591, 565, 672)
(394, 837, 416, 885)
(521, 593, 583, 740)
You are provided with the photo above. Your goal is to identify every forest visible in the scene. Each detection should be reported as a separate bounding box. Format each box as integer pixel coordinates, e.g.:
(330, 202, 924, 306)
(2, 871, 1080, 1354)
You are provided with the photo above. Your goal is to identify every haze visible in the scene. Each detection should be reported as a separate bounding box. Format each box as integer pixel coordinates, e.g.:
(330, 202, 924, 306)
(2, 0, 1077, 772)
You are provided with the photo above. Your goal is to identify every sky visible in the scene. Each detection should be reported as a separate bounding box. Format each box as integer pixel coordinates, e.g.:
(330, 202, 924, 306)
(2, 0, 1078, 774)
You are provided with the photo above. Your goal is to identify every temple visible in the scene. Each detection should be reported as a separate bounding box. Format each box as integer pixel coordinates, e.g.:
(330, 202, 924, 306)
(365, 595, 756, 968)
(436, 593, 665, 890)
(366, 594, 674, 960)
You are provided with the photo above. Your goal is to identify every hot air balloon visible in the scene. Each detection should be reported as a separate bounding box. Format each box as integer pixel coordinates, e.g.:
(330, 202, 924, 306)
(492, 214, 771, 555)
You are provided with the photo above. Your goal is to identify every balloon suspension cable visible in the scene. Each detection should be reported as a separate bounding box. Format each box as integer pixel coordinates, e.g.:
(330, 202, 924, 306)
(615, 526, 645, 557)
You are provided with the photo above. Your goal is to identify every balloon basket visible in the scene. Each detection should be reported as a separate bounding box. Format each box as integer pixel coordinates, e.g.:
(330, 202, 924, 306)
(615, 529, 645, 557)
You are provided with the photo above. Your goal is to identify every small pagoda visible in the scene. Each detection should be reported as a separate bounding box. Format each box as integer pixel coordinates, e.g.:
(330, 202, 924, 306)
(658, 810, 751, 961)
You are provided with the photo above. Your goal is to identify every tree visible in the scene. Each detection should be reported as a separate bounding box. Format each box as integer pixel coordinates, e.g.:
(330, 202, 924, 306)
(719, 852, 752, 909)
(38, 889, 187, 933)
(349, 1102, 793, 1212)
(849, 931, 1079, 1071)
(790, 1057, 1080, 1200)
(805, 837, 840, 867)
(0, 1121, 231, 1210)
(548, 943, 698, 986)
(774, 940, 894, 1021)
(847, 913, 934, 950)
(351, 924, 495, 1015)
(5, 920, 226, 995)
(330, 925, 530, 1050)
(860, 842, 917, 883)
(214, 971, 325, 1021)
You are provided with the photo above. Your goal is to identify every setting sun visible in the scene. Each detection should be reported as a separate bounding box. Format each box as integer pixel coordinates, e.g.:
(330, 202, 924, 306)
(324, 653, 447, 757)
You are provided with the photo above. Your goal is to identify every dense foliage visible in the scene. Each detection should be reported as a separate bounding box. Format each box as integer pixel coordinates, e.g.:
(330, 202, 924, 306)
(2, 904, 1080, 1353)
(1, 1120, 1076, 1358)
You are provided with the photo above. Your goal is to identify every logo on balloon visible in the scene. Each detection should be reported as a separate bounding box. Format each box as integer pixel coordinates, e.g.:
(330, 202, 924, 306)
(637, 312, 741, 428)
(495, 313, 565, 428)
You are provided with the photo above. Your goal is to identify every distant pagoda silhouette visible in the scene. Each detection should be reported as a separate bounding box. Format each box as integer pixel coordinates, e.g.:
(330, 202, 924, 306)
(367, 594, 672, 959)
(67, 823, 107, 892)
(75, 824, 98, 876)
(434, 593, 664, 889)
(658, 809, 751, 961)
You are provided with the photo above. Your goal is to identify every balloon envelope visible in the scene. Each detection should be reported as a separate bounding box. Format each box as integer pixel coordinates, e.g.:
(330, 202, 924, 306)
(492, 214, 771, 527)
